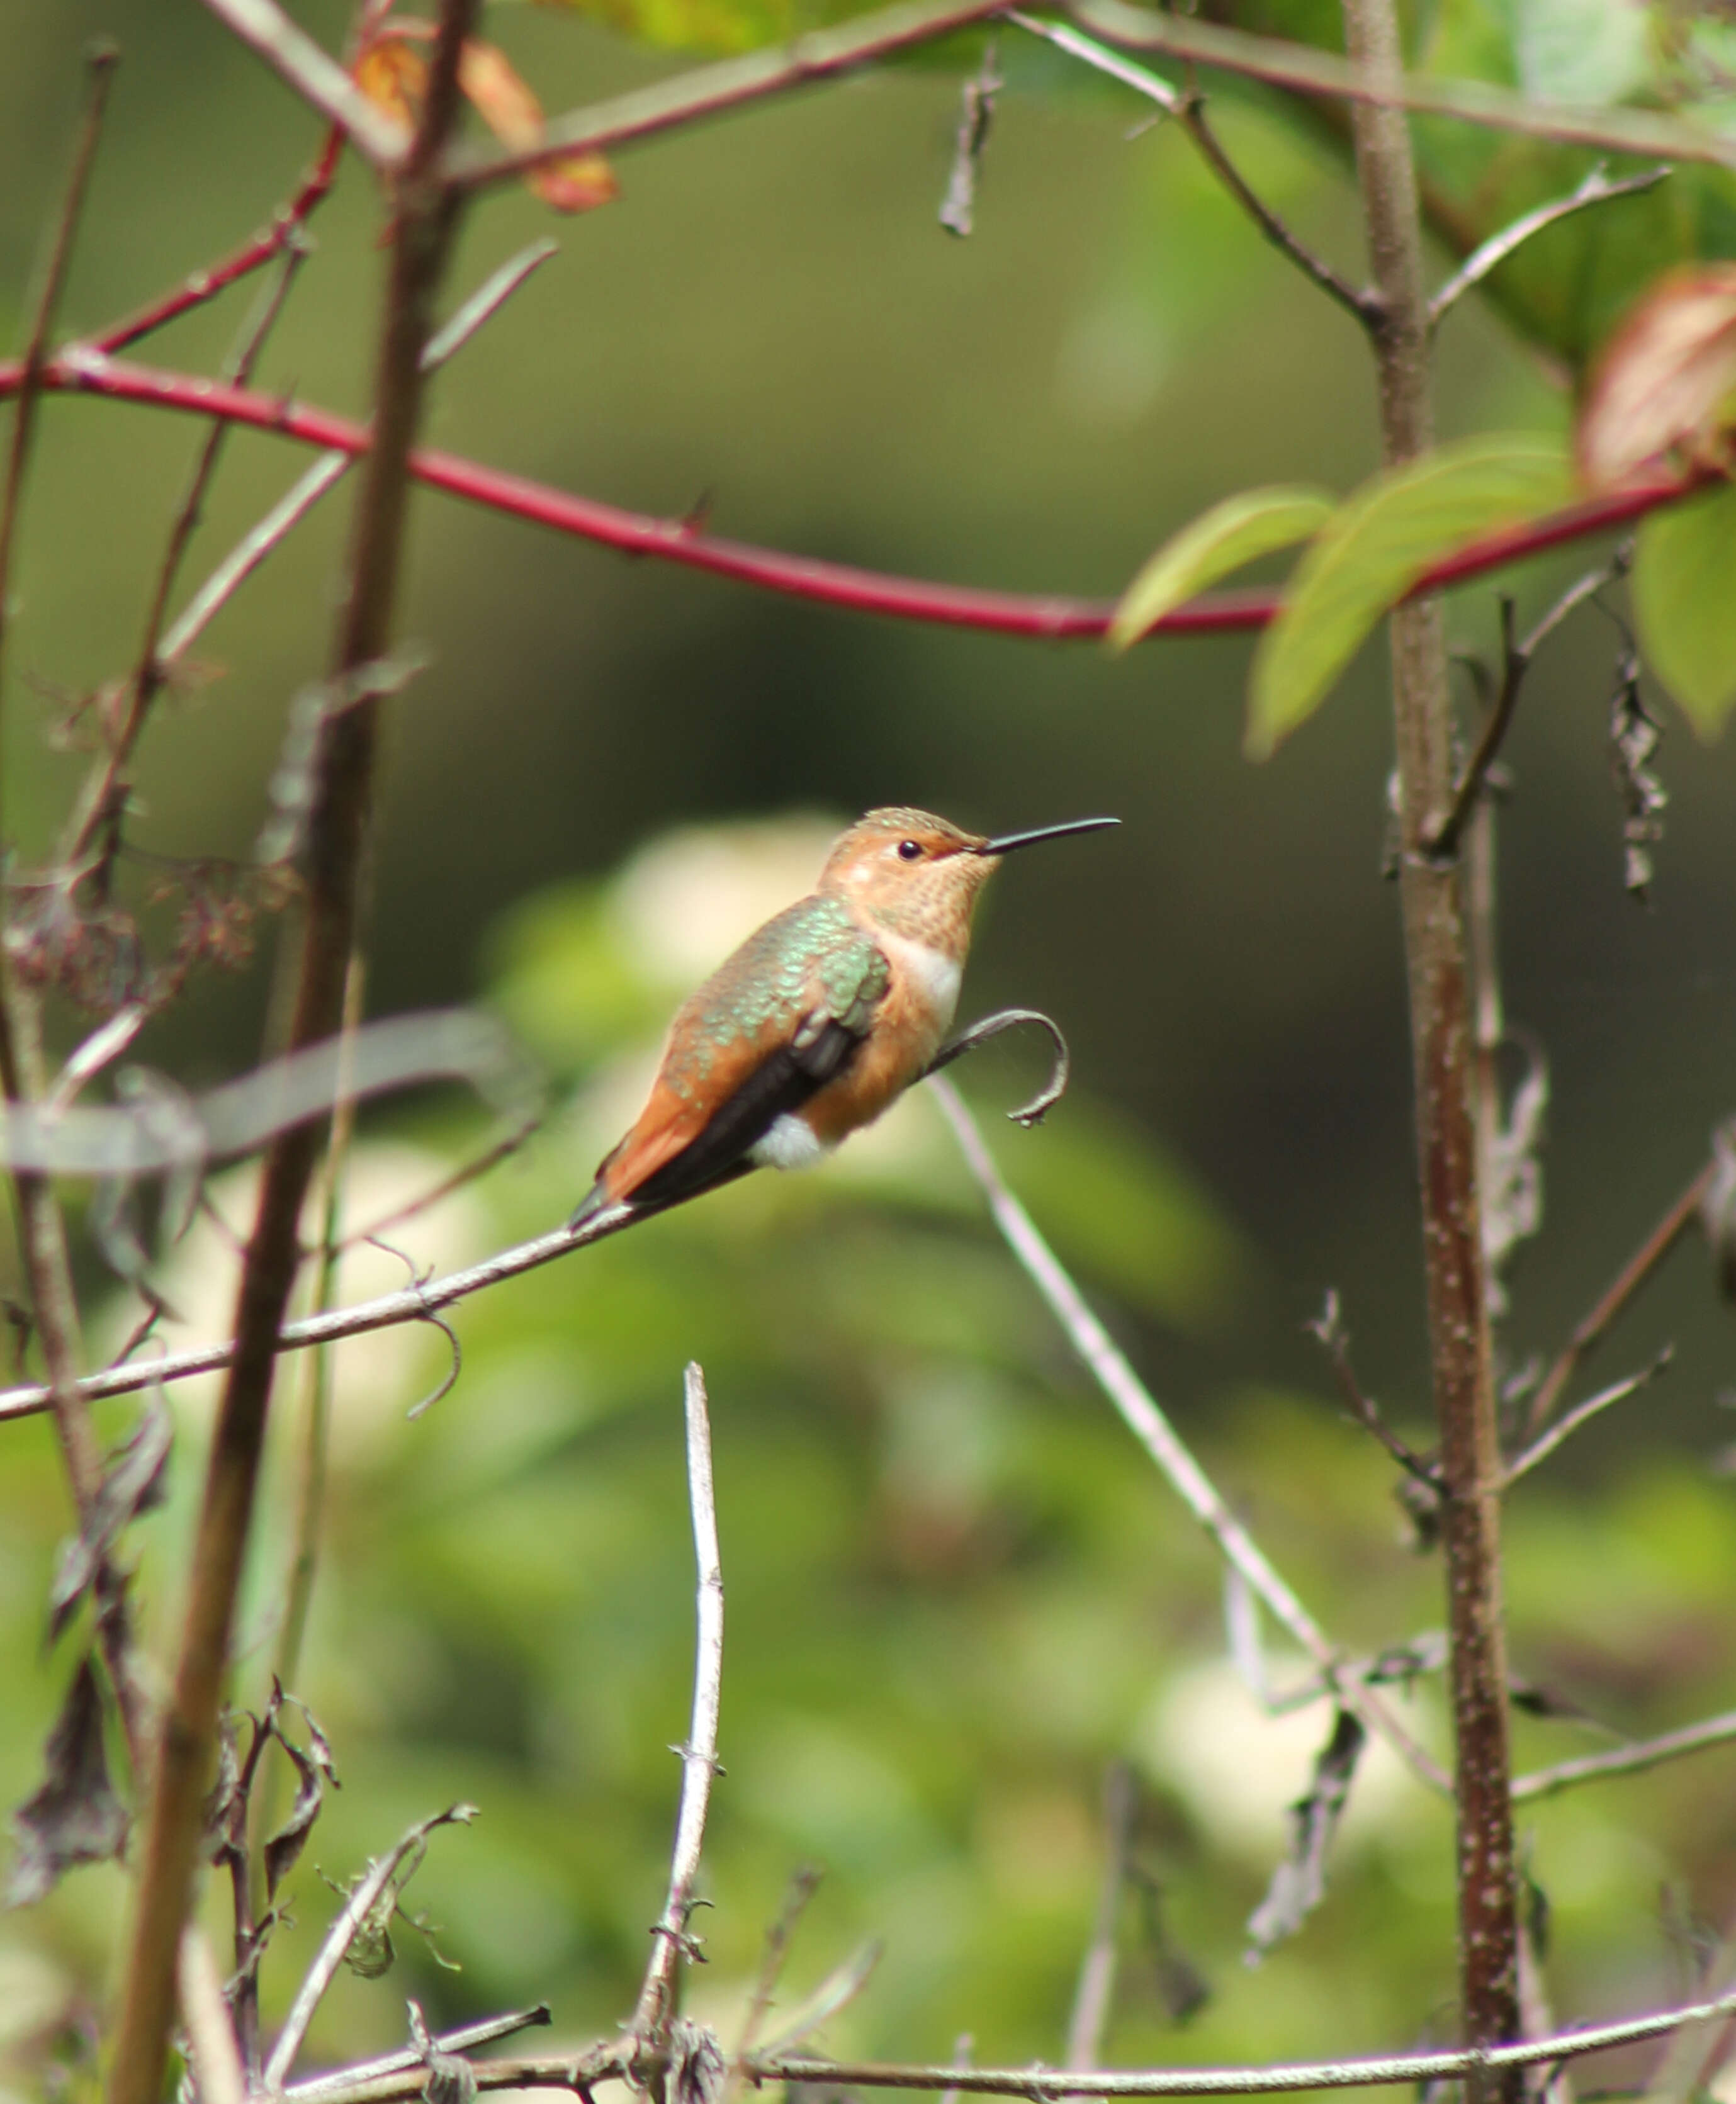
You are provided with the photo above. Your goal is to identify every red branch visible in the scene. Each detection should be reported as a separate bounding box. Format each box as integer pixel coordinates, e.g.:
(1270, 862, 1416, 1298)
(14, 347, 1694, 641)
(93, 127, 344, 357)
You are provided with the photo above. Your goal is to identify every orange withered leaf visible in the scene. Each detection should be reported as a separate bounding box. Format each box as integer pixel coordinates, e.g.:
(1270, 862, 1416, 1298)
(530, 152, 619, 213)
(460, 40, 619, 215)
(353, 35, 429, 132)
(1579, 266, 1736, 490)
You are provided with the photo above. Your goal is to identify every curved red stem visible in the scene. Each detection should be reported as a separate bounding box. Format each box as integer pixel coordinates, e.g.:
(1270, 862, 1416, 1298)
(14, 347, 1694, 641)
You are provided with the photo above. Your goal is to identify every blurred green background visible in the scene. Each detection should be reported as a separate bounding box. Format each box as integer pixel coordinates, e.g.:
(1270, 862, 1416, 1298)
(6, 0, 1736, 2095)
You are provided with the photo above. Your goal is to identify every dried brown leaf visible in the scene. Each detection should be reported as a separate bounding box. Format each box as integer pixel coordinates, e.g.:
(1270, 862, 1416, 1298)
(1579, 266, 1736, 489)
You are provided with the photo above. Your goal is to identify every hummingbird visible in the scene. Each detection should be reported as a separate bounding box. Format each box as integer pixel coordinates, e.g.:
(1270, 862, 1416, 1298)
(570, 807, 1119, 1228)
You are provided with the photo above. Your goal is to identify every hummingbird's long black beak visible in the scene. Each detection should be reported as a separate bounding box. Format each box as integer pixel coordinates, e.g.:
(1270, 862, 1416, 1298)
(977, 816, 1120, 857)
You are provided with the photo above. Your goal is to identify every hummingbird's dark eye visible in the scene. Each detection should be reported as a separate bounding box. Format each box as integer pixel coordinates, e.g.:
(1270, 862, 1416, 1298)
(897, 839, 923, 861)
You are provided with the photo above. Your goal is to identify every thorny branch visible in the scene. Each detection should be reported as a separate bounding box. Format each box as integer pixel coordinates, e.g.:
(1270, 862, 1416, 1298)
(631, 1363, 726, 2054)
(927, 1076, 1448, 1792)
(0, 352, 1706, 644)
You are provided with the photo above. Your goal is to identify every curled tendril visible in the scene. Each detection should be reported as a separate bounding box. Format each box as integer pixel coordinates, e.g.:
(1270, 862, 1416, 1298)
(920, 1007, 1071, 1127)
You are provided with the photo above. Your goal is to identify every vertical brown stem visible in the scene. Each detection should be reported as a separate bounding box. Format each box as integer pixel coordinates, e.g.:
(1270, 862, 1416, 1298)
(103, 8, 478, 2100)
(1338, 0, 1520, 2090)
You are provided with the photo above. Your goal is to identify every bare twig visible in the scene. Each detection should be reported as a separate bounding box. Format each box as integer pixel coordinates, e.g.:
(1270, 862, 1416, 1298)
(1429, 166, 1669, 329)
(1006, 14, 1372, 323)
(434, 1981, 1736, 2104)
(270, 955, 365, 1725)
(195, 0, 409, 164)
(632, 1362, 726, 2047)
(927, 1075, 1448, 1794)
(1525, 1160, 1712, 1439)
(286, 1981, 1736, 2104)
(63, 233, 313, 874)
(157, 239, 558, 673)
(1069, 0, 1736, 172)
(1066, 1764, 1138, 2070)
(0, 1215, 623, 1427)
(284, 2006, 553, 2104)
(262, 1803, 480, 2090)
(105, 1, 481, 2094)
(178, 1927, 247, 2104)
(1427, 553, 1630, 860)
(728, 1862, 822, 2104)
(446, 0, 1008, 188)
(0, 50, 152, 1775)
(1308, 1291, 1440, 1491)
(1502, 1349, 1671, 1487)
(158, 453, 351, 667)
(0, 47, 117, 835)
(1513, 1710, 1736, 1804)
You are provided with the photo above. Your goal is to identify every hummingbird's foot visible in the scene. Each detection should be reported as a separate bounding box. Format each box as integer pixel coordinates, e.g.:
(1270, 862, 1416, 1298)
(922, 1006, 1071, 1126)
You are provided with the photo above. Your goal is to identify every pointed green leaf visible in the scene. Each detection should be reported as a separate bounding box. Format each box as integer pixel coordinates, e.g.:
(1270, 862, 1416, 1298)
(1107, 487, 1335, 653)
(1246, 432, 1574, 760)
(1633, 482, 1736, 741)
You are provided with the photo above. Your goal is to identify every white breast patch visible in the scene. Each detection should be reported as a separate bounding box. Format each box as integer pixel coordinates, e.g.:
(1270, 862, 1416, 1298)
(876, 932, 963, 1032)
(751, 1112, 830, 1172)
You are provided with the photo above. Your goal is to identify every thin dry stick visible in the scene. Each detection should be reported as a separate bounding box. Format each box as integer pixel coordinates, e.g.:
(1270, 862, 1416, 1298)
(1513, 1709, 1736, 1804)
(1429, 165, 1669, 327)
(196, 0, 409, 164)
(63, 235, 313, 872)
(157, 238, 559, 675)
(268, 954, 366, 1803)
(1502, 1353, 1670, 1487)
(1069, 0, 1736, 171)
(0, 47, 154, 1762)
(633, 1361, 726, 2045)
(1340, 0, 1518, 2077)
(381, 1980, 1736, 2104)
(105, 4, 482, 2096)
(1005, 14, 1372, 323)
(1525, 1161, 1713, 1439)
(177, 1928, 247, 2104)
(1066, 1764, 1137, 2071)
(446, 0, 1007, 188)
(927, 1076, 1447, 1794)
(263, 1804, 479, 2090)
(285, 2008, 553, 2104)
(1428, 556, 1628, 860)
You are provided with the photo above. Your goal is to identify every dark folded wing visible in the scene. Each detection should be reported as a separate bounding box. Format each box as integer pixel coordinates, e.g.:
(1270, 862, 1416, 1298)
(626, 1014, 863, 1211)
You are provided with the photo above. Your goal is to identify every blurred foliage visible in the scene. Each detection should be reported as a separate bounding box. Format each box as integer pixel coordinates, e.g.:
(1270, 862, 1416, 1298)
(3, 0, 1736, 2096)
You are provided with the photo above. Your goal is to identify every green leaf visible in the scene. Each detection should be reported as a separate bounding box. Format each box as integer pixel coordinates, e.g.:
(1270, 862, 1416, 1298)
(1107, 486, 1334, 653)
(1514, 0, 1650, 106)
(1246, 432, 1574, 760)
(1633, 482, 1736, 740)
